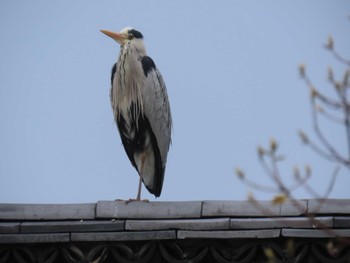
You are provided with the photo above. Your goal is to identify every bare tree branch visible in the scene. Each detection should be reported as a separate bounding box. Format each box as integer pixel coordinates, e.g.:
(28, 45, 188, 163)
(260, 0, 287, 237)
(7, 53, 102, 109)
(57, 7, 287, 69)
(236, 27, 350, 248)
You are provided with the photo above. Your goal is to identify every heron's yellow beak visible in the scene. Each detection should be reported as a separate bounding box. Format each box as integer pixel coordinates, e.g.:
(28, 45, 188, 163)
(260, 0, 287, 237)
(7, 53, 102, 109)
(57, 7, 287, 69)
(100, 29, 127, 44)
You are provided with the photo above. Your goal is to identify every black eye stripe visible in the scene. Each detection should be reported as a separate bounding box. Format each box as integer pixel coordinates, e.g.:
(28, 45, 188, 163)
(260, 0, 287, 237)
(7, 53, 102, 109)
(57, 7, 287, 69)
(128, 29, 143, 39)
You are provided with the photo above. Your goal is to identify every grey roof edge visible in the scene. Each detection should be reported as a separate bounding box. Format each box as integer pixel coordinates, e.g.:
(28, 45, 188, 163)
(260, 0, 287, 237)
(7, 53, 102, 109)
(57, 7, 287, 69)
(308, 199, 350, 214)
(202, 200, 309, 217)
(96, 200, 203, 219)
(1, 200, 350, 244)
(1, 199, 350, 221)
(0, 203, 96, 220)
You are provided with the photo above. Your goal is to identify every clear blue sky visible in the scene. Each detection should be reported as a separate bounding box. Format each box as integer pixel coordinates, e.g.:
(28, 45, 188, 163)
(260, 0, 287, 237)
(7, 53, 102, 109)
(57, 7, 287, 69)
(0, 1, 349, 203)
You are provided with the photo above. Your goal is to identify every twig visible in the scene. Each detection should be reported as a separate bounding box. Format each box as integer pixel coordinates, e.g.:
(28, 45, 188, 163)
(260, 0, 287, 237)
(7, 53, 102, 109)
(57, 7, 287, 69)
(311, 97, 348, 164)
(341, 87, 350, 159)
(329, 48, 350, 66)
(289, 171, 312, 192)
(316, 105, 344, 124)
(323, 165, 341, 198)
(344, 109, 350, 161)
(300, 166, 339, 200)
(238, 177, 279, 193)
(303, 75, 343, 110)
(316, 90, 345, 110)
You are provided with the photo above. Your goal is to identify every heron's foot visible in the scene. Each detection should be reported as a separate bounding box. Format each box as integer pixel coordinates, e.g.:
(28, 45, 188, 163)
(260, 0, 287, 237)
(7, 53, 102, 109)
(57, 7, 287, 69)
(125, 198, 149, 204)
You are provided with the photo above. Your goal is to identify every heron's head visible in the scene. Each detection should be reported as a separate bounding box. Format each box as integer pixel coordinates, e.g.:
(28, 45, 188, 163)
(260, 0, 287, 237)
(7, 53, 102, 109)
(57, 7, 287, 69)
(100, 27, 144, 48)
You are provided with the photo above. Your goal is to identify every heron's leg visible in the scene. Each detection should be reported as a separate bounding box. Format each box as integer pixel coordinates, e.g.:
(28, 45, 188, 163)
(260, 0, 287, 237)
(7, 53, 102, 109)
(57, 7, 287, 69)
(136, 174, 142, 200)
(136, 153, 146, 201)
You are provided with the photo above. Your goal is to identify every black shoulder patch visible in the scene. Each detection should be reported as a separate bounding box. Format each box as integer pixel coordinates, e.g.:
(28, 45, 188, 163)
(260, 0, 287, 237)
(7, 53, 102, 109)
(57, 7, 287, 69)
(128, 29, 143, 39)
(111, 63, 117, 84)
(141, 56, 156, 77)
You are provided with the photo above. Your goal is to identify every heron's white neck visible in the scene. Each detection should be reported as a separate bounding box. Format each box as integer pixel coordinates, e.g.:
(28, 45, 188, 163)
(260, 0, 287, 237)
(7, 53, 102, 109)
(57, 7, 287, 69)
(122, 39, 146, 57)
(111, 42, 146, 124)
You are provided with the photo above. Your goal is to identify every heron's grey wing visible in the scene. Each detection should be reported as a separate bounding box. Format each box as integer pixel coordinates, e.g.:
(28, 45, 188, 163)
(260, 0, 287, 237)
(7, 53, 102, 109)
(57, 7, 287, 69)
(141, 61, 172, 167)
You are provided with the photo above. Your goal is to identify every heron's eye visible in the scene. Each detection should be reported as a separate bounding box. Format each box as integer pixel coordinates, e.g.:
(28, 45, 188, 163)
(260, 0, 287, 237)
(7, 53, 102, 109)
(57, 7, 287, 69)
(128, 34, 134, 40)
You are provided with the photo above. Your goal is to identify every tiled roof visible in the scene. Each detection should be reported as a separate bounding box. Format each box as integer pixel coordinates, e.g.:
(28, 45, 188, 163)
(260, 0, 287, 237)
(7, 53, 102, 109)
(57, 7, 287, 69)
(0, 199, 350, 262)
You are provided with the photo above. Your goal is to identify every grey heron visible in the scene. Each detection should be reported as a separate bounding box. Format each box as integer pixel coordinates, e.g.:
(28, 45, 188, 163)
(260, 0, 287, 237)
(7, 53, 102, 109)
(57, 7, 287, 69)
(100, 27, 172, 200)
